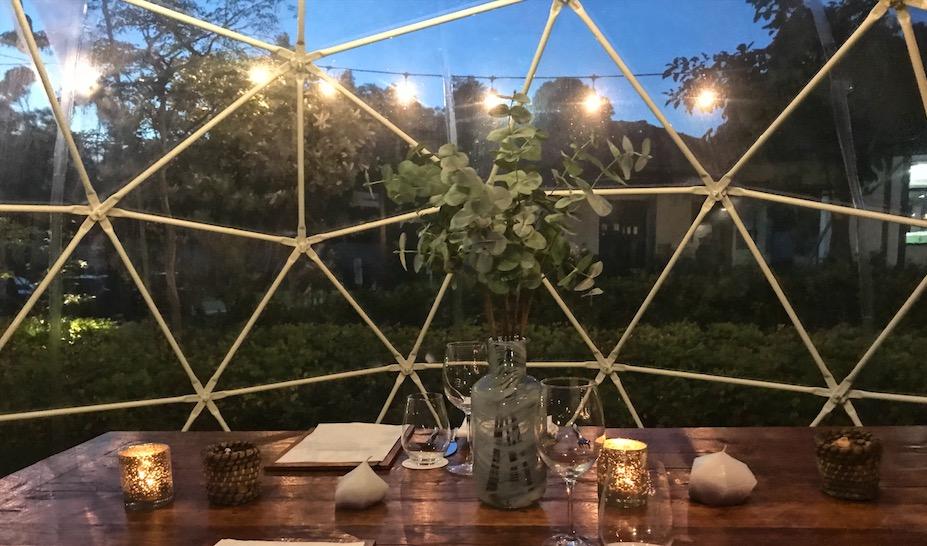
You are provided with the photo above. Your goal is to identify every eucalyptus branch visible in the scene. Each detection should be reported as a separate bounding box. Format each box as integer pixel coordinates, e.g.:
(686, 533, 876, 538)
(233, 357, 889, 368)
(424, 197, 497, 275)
(375, 93, 653, 331)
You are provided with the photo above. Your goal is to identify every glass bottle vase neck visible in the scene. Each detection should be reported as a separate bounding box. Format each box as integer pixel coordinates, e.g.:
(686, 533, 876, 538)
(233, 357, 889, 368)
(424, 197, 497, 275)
(487, 336, 527, 374)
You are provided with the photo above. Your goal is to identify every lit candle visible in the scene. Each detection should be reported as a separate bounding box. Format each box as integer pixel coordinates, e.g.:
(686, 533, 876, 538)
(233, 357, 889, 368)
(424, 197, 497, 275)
(118, 443, 174, 510)
(597, 438, 649, 507)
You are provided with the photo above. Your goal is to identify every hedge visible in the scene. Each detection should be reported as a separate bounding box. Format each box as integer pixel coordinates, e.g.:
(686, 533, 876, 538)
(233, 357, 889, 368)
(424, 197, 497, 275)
(1, 319, 926, 476)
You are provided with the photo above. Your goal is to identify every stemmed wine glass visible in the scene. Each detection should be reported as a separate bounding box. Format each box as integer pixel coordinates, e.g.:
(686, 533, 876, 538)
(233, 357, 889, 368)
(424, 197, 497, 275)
(537, 377, 606, 546)
(442, 341, 489, 475)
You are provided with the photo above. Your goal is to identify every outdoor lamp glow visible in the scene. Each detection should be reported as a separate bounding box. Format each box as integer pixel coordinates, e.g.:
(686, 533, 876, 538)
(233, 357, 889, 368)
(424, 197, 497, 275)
(319, 80, 337, 97)
(484, 91, 505, 109)
(248, 64, 273, 85)
(394, 77, 416, 106)
(694, 87, 719, 112)
(61, 59, 100, 97)
(583, 92, 603, 113)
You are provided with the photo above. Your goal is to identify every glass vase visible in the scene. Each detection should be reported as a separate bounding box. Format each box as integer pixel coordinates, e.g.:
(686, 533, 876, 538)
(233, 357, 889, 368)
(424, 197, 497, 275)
(471, 336, 547, 509)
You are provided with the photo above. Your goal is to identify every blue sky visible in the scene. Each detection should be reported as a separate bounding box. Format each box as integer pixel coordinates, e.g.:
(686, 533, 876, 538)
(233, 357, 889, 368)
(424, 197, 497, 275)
(300, 0, 775, 136)
(5, 0, 920, 138)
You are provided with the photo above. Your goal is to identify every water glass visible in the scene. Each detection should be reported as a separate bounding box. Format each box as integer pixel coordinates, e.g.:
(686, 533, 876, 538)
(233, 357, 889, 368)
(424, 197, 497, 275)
(401, 392, 452, 468)
(443, 341, 489, 475)
(599, 462, 673, 545)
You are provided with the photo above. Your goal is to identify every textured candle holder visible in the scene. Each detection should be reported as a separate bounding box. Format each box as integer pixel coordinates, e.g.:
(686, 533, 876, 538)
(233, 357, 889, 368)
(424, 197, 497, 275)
(202, 441, 262, 506)
(118, 443, 174, 511)
(597, 438, 649, 508)
(815, 429, 882, 501)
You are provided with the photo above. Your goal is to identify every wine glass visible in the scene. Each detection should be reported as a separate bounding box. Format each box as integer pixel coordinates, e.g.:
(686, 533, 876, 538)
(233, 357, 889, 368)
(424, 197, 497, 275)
(401, 393, 452, 469)
(537, 377, 605, 546)
(599, 462, 673, 545)
(443, 341, 489, 475)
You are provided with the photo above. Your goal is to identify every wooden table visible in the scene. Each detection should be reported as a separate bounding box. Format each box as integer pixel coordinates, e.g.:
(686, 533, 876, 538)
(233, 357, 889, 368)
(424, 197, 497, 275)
(2, 427, 926, 545)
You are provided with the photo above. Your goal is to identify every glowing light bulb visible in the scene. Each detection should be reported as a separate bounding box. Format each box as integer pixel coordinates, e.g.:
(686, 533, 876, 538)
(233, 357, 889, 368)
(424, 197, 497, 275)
(394, 78, 416, 106)
(247, 64, 273, 85)
(483, 91, 505, 110)
(61, 59, 100, 97)
(582, 92, 602, 114)
(694, 87, 719, 112)
(318, 80, 336, 97)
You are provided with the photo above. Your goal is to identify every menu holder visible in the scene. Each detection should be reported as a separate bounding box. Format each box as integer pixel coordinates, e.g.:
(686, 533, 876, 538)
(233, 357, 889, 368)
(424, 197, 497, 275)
(265, 427, 408, 472)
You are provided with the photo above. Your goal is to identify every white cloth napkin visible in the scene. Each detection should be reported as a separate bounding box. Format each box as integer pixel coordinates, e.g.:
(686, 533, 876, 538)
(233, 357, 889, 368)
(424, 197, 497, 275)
(275, 423, 402, 464)
(216, 538, 364, 546)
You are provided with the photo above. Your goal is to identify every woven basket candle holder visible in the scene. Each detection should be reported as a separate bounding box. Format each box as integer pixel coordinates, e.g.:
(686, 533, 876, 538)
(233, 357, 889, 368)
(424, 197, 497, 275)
(814, 429, 881, 501)
(202, 441, 262, 506)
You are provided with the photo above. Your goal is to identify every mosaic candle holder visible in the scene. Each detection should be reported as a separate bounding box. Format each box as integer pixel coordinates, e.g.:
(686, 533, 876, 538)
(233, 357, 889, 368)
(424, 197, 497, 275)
(597, 438, 650, 507)
(118, 443, 174, 511)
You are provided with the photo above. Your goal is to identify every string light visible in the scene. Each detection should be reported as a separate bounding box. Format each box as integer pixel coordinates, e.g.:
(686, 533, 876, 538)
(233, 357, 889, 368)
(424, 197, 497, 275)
(247, 64, 273, 85)
(694, 87, 719, 113)
(394, 74, 416, 106)
(483, 76, 504, 110)
(583, 74, 603, 114)
(61, 59, 100, 97)
(318, 80, 336, 97)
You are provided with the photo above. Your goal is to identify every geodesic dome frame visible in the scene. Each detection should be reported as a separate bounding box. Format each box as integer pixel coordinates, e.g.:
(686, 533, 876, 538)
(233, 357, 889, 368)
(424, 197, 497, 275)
(2, 0, 927, 430)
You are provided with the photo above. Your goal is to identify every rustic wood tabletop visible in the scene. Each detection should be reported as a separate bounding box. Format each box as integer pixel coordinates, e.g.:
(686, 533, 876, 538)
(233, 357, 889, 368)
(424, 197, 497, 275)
(2, 427, 926, 545)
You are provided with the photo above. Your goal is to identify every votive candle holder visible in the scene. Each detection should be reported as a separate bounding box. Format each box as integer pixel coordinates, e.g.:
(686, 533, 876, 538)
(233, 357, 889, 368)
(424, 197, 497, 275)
(597, 438, 649, 507)
(118, 442, 174, 511)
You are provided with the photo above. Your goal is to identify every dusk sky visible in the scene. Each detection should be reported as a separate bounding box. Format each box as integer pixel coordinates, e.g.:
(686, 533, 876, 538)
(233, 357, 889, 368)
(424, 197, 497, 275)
(3, 0, 921, 137)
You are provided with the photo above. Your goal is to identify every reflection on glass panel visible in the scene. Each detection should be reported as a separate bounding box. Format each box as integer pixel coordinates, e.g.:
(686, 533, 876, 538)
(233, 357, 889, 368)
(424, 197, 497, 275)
(3, 0, 927, 476)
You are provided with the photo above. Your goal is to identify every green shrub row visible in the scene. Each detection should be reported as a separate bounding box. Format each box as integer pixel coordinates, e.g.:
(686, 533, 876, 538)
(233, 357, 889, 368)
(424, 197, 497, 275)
(1, 319, 925, 475)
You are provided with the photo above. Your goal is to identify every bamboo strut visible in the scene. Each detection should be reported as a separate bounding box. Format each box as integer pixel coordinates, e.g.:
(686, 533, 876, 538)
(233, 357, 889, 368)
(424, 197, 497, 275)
(107, 208, 297, 246)
(0, 218, 95, 351)
(182, 249, 302, 430)
(608, 198, 715, 363)
(812, 272, 927, 425)
(211, 365, 398, 399)
(122, 0, 292, 57)
(6, 0, 927, 430)
(522, 0, 563, 93)
(308, 65, 429, 152)
(306, 249, 405, 364)
(0, 394, 200, 423)
(296, 75, 307, 239)
(728, 186, 927, 229)
(11, 0, 100, 206)
(310, 0, 524, 59)
(309, 187, 704, 245)
(570, 0, 715, 189)
(721, 1, 888, 186)
(103, 62, 293, 211)
(723, 196, 861, 425)
(897, 6, 927, 118)
(375, 374, 407, 424)
(100, 219, 206, 394)
(608, 372, 643, 427)
(406, 274, 453, 365)
(615, 362, 829, 396)
(541, 277, 643, 426)
(0, 204, 89, 214)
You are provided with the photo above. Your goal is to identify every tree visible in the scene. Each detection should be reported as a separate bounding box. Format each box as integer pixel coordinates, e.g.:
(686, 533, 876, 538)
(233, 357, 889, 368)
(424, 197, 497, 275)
(663, 0, 927, 327)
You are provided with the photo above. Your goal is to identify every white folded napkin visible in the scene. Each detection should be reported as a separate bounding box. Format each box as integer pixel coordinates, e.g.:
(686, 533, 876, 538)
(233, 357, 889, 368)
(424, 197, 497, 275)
(275, 423, 403, 464)
(216, 538, 364, 546)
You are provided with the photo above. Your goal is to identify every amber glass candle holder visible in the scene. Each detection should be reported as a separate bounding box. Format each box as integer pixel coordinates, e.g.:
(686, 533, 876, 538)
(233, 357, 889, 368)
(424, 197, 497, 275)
(597, 438, 649, 508)
(118, 443, 174, 511)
